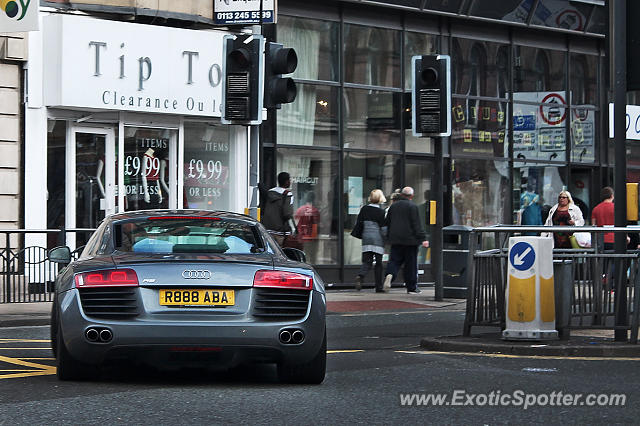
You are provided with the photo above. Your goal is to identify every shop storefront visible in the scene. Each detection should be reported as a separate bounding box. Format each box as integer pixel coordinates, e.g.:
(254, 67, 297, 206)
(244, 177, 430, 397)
(264, 0, 607, 284)
(25, 14, 248, 249)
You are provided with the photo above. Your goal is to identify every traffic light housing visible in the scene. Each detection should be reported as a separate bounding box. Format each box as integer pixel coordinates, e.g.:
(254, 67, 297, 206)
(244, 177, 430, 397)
(412, 54, 451, 137)
(264, 42, 298, 109)
(222, 34, 264, 125)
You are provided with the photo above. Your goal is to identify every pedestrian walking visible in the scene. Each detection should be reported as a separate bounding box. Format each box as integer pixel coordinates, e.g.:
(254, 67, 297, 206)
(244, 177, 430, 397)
(261, 172, 294, 246)
(591, 186, 615, 250)
(542, 190, 585, 248)
(382, 187, 429, 294)
(351, 189, 387, 292)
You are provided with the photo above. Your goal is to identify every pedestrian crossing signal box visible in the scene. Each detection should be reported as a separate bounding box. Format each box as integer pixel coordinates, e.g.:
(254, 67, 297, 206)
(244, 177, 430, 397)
(411, 54, 451, 138)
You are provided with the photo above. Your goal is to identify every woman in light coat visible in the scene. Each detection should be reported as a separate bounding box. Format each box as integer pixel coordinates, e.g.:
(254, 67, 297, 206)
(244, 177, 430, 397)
(353, 189, 388, 292)
(542, 190, 585, 248)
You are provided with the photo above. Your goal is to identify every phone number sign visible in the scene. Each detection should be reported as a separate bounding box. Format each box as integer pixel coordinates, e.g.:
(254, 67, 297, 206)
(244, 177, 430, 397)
(214, 0, 276, 25)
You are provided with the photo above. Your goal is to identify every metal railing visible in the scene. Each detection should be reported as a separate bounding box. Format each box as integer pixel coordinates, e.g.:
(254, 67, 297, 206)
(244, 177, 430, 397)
(463, 226, 640, 343)
(0, 228, 93, 303)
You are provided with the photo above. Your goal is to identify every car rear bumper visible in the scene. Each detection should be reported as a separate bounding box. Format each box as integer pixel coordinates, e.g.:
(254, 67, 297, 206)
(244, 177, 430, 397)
(58, 289, 326, 368)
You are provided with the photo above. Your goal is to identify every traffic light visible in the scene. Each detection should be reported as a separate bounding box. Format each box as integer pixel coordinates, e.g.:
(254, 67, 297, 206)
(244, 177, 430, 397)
(264, 42, 298, 109)
(411, 54, 451, 137)
(222, 34, 264, 125)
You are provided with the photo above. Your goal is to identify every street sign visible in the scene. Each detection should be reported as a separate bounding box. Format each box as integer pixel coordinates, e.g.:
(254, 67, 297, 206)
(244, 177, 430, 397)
(539, 93, 567, 125)
(503, 236, 557, 341)
(214, 0, 276, 25)
(509, 241, 535, 271)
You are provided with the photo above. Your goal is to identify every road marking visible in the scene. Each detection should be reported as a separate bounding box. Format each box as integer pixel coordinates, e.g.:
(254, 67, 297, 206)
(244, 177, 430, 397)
(396, 350, 640, 361)
(327, 350, 364, 354)
(0, 339, 51, 343)
(0, 348, 51, 350)
(18, 358, 55, 361)
(0, 355, 55, 379)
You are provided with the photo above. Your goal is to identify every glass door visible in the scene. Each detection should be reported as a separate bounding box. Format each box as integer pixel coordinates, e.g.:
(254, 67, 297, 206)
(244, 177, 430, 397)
(405, 158, 435, 269)
(67, 126, 116, 247)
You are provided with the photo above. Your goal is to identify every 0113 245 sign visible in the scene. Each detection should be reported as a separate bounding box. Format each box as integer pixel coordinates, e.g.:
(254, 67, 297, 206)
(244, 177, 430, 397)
(214, 0, 276, 25)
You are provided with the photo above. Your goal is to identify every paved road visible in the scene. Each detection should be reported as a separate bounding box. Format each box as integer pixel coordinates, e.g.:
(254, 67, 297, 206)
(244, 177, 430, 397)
(0, 310, 637, 424)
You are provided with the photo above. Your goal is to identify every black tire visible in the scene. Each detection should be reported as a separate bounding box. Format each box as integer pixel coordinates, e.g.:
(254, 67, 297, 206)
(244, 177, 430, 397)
(56, 323, 96, 381)
(50, 300, 58, 358)
(277, 331, 326, 384)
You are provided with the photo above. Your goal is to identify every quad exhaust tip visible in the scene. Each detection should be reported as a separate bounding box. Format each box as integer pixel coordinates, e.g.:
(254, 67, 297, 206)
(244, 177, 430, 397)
(279, 328, 305, 344)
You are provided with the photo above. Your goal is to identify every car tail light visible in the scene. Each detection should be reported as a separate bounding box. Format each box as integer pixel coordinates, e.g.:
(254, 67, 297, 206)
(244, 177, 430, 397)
(74, 269, 139, 288)
(253, 270, 313, 290)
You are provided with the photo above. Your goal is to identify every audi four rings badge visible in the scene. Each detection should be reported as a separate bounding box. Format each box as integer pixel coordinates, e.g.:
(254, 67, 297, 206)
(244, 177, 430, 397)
(182, 270, 212, 279)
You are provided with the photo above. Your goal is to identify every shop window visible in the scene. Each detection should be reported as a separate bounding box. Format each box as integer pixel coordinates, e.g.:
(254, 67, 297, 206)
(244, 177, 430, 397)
(276, 148, 339, 265)
(512, 165, 568, 225)
(570, 54, 598, 106)
(279, 16, 339, 82)
(514, 46, 566, 93)
(344, 24, 401, 88)
(451, 98, 508, 158)
(277, 84, 338, 147)
(122, 127, 175, 212)
(452, 158, 508, 227)
(344, 88, 402, 151)
(183, 122, 232, 211)
(343, 152, 401, 265)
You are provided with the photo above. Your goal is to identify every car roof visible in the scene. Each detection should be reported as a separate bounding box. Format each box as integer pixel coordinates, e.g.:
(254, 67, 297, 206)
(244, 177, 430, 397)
(105, 209, 258, 225)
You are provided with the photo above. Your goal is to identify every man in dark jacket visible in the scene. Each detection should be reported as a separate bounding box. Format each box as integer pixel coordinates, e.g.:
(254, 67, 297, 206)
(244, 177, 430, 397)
(261, 172, 294, 245)
(383, 186, 429, 293)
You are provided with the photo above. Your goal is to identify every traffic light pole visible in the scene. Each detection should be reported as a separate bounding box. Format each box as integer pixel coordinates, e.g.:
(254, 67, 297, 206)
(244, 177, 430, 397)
(433, 136, 444, 301)
(611, 0, 628, 342)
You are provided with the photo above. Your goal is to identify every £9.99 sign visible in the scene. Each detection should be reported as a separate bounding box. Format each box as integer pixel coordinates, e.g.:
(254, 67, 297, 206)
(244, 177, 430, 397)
(188, 159, 223, 181)
(125, 155, 161, 177)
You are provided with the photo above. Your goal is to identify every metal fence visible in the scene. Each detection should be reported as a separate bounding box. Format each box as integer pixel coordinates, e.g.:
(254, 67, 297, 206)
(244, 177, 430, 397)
(0, 229, 91, 303)
(463, 226, 640, 343)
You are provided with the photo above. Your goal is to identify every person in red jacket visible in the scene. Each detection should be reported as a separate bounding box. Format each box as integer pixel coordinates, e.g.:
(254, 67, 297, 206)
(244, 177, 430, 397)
(591, 186, 615, 250)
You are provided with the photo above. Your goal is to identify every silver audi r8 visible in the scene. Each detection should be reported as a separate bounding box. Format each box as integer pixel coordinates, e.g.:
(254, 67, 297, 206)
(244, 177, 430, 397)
(48, 210, 326, 383)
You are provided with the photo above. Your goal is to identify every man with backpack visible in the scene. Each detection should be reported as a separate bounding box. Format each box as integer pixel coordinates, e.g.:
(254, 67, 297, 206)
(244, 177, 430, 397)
(261, 172, 294, 246)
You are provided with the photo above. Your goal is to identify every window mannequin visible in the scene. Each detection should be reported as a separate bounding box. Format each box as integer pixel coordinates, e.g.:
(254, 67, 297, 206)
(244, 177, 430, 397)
(95, 158, 106, 198)
(141, 148, 162, 204)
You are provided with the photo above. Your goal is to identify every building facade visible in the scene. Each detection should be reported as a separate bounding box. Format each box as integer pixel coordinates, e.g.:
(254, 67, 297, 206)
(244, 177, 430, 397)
(2, 0, 625, 286)
(265, 0, 609, 284)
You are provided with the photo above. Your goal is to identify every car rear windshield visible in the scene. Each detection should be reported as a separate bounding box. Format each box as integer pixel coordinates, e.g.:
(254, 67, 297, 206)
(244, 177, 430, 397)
(113, 218, 264, 254)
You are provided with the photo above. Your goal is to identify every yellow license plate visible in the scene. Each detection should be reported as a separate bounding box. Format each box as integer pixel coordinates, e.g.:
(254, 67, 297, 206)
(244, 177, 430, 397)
(159, 289, 235, 306)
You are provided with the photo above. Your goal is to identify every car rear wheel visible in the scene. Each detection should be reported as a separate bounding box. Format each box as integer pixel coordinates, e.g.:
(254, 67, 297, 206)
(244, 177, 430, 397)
(56, 324, 96, 381)
(277, 330, 326, 384)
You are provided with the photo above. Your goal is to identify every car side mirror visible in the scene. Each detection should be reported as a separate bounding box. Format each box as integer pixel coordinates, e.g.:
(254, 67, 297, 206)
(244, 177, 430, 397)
(282, 247, 306, 263)
(49, 246, 71, 264)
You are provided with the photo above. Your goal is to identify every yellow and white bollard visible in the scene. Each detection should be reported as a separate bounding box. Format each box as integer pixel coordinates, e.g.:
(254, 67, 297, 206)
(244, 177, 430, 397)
(502, 236, 558, 341)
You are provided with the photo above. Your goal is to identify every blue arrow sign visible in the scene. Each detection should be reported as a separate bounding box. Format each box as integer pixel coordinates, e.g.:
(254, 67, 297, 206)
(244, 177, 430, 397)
(510, 241, 535, 271)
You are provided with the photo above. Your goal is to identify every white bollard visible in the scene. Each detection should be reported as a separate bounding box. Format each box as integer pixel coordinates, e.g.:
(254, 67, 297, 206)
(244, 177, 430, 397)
(502, 236, 558, 341)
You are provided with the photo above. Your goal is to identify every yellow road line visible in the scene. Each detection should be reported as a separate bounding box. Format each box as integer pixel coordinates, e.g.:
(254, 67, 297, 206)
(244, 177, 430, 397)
(0, 369, 56, 379)
(0, 355, 56, 379)
(396, 350, 640, 361)
(327, 350, 364, 354)
(18, 358, 55, 361)
(0, 339, 51, 343)
(0, 348, 52, 350)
